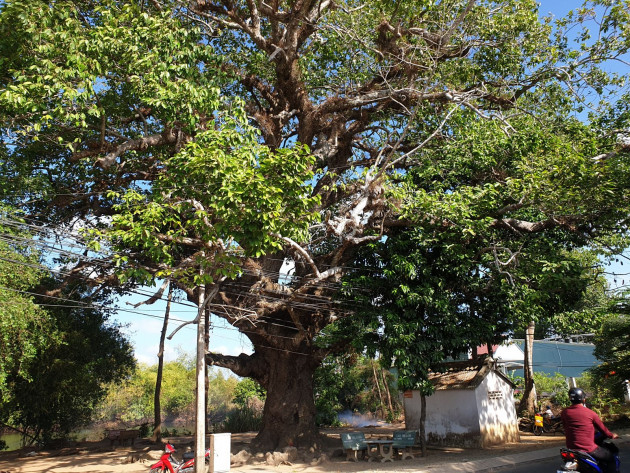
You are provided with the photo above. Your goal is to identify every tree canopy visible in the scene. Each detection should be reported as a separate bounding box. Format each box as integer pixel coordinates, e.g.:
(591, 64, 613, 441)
(2, 0, 630, 449)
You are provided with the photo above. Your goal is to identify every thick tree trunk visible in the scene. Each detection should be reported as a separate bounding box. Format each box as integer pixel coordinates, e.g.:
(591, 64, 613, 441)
(519, 320, 537, 416)
(252, 347, 321, 451)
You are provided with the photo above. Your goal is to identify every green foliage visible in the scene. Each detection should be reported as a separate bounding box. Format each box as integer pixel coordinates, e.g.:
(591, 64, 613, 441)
(2, 0, 630, 445)
(0, 0, 321, 289)
(97, 360, 253, 430)
(342, 113, 618, 392)
(510, 371, 571, 407)
(575, 372, 628, 420)
(207, 371, 239, 424)
(342, 218, 600, 392)
(102, 123, 320, 286)
(97, 356, 196, 424)
(590, 308, 630, 399)
(0, 0, 221, 133)
(233, 378, 266, 409)
(532, 372, 571, 407)
(0, 210, 130, 445)
(553, 389, 570, 408)
(220, 406, 263, 433)
(1, 281, 135, 445)
(314, 354, 401, 426)
(0, 211, 57, 404)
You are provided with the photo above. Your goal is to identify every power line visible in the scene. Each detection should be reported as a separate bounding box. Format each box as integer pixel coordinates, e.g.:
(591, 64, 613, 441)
(0, 222, 370, 317)
(0, 284, 318, 357)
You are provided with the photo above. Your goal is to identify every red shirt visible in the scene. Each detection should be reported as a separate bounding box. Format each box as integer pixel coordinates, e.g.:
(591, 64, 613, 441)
(561, 403, 613, 452)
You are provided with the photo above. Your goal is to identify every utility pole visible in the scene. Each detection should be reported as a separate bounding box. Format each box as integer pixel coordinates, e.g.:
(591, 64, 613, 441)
(192, 281, 221, 473)
(195, 282, 206, 473)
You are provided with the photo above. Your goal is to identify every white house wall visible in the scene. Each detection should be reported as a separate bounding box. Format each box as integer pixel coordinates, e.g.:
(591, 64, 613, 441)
(475, 372, 520, 447)
(404, 389, 482, 448)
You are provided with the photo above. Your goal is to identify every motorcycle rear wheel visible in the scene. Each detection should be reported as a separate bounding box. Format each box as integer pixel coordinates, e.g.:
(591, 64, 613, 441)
(533, 425, 543, 436)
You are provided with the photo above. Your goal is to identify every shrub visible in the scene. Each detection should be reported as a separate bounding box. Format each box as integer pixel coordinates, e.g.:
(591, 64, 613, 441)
(221, 406, 262, 433)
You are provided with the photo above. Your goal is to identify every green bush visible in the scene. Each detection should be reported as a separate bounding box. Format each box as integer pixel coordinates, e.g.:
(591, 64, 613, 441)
(552, 389, 570, 407)
(314, 353, 401, 426)
(233, 378, 265, 408)
(221, 406, 262, 433)
(139, 423, 150, 438)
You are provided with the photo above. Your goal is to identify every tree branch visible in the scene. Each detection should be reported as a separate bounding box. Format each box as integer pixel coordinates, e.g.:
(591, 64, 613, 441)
(129, 278, 170, 308)
(95, 129, 178, 169)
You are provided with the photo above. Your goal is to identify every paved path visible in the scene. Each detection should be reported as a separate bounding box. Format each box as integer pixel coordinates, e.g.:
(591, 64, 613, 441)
(421, 446, 560, 472)
(420, 436, 629, 473)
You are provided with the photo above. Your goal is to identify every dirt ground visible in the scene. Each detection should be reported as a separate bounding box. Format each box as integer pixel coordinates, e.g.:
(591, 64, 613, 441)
(0, 425, 578, 473)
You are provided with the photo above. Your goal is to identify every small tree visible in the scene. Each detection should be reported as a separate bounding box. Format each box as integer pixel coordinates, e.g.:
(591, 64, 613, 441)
(5, 282, 134, 445)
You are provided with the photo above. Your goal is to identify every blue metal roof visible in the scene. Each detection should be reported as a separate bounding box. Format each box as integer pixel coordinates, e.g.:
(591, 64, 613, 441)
(512, 339, 598, 378)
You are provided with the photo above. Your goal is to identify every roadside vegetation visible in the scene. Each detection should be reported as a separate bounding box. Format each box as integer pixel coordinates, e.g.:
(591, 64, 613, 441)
(91, 353, 402, 440)
(512, 371, 630, 423)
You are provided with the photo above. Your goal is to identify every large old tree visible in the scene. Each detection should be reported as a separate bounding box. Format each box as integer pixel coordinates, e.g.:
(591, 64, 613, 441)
(2, 0, 630, 450)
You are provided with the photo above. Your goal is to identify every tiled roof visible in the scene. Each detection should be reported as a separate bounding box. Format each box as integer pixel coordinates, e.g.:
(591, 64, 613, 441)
(428, 357, 515, 390)
(429, 364, 488, 390)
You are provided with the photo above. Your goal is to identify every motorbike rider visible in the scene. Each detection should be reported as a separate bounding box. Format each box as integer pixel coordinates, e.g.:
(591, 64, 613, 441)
(544, 405, 554, 419)
(561, 387, 619, 473)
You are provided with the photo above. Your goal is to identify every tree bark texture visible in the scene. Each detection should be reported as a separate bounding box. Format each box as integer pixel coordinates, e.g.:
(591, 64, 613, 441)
(520, 320, 537, 415)
(208, 331, 324, 451)
(256, 348, 319, 450)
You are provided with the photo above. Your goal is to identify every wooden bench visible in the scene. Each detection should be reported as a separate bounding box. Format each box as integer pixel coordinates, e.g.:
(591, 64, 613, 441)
(340, 432, 368, 461)
(392, 430, 416, 460)
(106, 429, 140, 447)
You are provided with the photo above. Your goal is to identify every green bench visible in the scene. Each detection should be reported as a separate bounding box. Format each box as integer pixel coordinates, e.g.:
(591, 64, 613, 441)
(392, 430, 416, 460)
(340, 432, 368, 461)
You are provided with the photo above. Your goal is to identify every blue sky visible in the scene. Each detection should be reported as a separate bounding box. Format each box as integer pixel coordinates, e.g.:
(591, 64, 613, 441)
(114, 292, 254, 365)
(112, 0, 630, 366)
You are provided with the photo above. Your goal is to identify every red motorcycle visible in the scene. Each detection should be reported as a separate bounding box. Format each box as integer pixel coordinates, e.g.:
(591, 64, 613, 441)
(149, 442, 211, 473)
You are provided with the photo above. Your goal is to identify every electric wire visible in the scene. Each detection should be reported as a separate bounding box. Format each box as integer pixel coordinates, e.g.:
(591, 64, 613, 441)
(6, 210, 610, 363)
(0, 283, 316, 357)
(0, 221, 353, 351)
(0, 216, 375, 315)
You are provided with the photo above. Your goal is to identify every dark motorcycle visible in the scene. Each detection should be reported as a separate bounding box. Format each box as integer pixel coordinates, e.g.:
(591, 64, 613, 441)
(557, 434, 620, 473)
(533, 413, 564, 436)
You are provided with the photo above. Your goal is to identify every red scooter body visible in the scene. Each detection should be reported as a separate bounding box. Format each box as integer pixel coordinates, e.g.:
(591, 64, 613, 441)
(150, 443, 210, 473)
